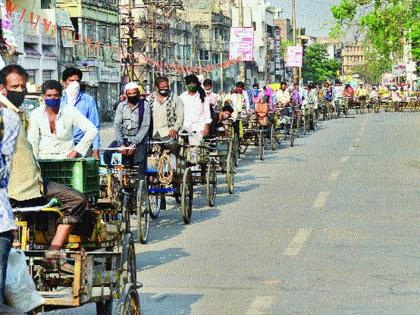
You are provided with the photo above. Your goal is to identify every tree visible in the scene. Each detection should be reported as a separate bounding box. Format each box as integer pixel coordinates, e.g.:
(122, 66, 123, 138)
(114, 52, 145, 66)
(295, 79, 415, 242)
(302, 43, 340, 84)
(331, 0, 419, 61)
(353, 50, 393, 84)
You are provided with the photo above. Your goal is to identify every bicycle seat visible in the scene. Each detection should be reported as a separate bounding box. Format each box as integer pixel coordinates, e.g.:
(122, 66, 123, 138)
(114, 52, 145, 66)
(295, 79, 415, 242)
(13, 198, 60, 213)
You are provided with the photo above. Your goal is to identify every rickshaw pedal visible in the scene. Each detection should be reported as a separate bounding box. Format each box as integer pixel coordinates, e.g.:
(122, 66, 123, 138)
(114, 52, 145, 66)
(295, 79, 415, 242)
(136, 281, 143, 289)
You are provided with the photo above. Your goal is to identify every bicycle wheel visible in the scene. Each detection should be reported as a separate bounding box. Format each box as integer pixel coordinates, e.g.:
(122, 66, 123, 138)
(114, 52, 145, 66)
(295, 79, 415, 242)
(148, 189, 162, 219)
(226, 153, 234, 194)
(290, 122, 295, 147)
(270, 125, 277, 151)
(206, 161, 217, 207)
(259, 128, 264, 161)
(181, 168, 193, 224)
(136, 180, 150, 244)
(116, 283, 141, 315)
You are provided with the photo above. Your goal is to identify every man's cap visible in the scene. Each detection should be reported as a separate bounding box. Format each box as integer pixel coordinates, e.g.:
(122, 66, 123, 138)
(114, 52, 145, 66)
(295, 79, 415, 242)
(124, 82, 139, 91)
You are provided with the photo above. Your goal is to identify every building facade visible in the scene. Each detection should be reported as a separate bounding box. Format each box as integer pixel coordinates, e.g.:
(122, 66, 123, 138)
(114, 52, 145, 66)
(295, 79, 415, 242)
(57, 0, 121, 121)
(342, 43, 365, 76)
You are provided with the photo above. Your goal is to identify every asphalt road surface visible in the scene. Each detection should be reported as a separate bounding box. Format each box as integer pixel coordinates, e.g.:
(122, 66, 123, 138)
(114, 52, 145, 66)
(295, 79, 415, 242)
(50, 112, 420, 314)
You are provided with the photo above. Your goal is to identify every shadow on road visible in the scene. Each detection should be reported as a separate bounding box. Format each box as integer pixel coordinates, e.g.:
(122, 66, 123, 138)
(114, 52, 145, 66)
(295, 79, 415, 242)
(141, 292, 203, 315)
(137, 247, 190, 271)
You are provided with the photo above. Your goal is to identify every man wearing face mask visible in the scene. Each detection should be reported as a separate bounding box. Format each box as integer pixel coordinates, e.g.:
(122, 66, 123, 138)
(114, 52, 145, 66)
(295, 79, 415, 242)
(61, 67, 100, 160)
(203, 79, 220, 111)
(0, 65, 91, 259)
(222, 81, 250, 138)
(180, 74, 212, 145)
(148, 76, 184, 140)
(109, 82, 150, 179)
(28, 80, 97, 159)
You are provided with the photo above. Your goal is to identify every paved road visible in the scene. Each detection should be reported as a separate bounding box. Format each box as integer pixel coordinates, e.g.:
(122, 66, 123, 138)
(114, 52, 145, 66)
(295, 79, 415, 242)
(52, 112, 420, 314)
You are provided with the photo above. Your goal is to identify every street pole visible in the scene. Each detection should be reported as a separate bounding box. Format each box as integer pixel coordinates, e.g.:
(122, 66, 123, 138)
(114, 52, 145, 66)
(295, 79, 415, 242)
(291, 0, 298, 84)
(239, 0, 245, 82)
(220, 35, 224, 92)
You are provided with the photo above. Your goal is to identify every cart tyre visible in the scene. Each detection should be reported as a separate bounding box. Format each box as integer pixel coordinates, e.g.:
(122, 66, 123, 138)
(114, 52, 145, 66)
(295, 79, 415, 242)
(270, 125, 276, 151)
(181, 168, 193, 224)
(149, 194, 162, 219)
(116, 283, 141, 315)
(226, 154, 234, 194)
(206, 162, 217, 207)
(136, 180, 150, 244)
(259, 129, 264, 161)
(121, 233, 137, 286)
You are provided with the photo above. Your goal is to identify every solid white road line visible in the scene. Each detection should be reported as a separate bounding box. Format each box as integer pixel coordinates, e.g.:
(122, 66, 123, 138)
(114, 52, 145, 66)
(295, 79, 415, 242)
(313, 191, 331, 208)
(246, 296, 275, 315)
(340, 155, 350, 163)
(329, 169, 342, 181)
(283, 228, 313, 256)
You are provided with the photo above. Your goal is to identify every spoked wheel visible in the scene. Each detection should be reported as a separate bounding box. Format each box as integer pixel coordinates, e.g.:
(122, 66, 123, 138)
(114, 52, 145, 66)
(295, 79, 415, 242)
(258, 128, 264, 161)
(149, 192, 162, 219)
(296, 115, 301, 138)
(270, 125, 277, 151)
(116, 283, 141, 315)
(226, 153, 234, 194)
(121, 233, 137, 286)
(233, 137, 239, 167)
(290, 122, 295, 147)
(136, 180, 150, 244)
(206, 161, 217, 207)
(181, 168, 193, 224)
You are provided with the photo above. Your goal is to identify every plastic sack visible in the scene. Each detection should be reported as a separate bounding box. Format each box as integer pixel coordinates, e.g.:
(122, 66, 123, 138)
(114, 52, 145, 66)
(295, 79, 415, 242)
(5, 249, 44, 312)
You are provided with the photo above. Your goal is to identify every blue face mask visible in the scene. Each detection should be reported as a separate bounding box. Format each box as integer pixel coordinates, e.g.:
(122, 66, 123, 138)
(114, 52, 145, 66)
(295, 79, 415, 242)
(45, 98, 61, 109)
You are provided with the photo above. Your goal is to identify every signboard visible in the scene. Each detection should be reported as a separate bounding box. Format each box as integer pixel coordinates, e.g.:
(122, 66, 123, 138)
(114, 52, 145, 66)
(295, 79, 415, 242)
(274, 29, 282, 73)
(229, 27, 254, 62)
(286, 46, 303, 68)
(98, 64, 120, 83)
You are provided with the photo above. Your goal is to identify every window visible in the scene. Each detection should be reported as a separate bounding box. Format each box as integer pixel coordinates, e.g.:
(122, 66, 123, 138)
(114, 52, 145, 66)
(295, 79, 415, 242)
(27, 70, 36, 84)
(42, 70, 52, 81)
(199, 50, 209, 61)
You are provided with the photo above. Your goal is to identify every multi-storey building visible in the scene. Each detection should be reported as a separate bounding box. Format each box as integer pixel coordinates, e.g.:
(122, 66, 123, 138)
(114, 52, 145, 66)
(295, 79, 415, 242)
(0, 0, 61, 86)
(119, 0, 194, 94)
(342, 43, 365, 76)
(231, 0, 278, 85)
(181, 0, 232, 92)
(57, 0, 121, 120)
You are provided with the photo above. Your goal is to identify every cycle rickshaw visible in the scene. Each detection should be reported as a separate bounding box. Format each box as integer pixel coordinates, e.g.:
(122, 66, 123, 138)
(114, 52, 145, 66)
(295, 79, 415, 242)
(13, 158, 141, 315)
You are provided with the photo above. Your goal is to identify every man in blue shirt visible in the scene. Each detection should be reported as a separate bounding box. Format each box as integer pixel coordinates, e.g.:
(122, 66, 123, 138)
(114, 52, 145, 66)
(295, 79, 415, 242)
(61, 67, 100, 159)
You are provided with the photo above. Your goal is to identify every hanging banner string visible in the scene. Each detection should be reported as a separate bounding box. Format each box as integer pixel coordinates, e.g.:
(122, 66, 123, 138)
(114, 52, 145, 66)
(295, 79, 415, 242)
(3, 0, 242, 73)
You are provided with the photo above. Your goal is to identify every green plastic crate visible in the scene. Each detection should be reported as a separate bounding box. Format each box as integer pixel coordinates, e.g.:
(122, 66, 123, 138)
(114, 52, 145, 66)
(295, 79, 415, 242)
(38, 158, 99, 197)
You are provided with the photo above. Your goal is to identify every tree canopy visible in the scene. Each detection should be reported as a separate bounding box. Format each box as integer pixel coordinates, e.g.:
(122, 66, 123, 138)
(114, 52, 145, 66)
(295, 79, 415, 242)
(331, 0, 419, 61)
(302, 43, 340, 84)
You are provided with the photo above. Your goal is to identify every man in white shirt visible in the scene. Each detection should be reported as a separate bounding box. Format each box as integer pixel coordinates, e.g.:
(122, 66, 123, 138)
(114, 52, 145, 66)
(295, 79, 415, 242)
(28, 80, 97, 160)
(275, 82, 291, 108)
(180, 74, 212, 145)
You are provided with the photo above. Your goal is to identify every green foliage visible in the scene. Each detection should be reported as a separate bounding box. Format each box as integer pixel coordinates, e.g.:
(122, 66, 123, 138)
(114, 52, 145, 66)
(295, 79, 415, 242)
(331, 0, 419, 61)
(302, 43, 341, 84)
(353, 50, 393, 83)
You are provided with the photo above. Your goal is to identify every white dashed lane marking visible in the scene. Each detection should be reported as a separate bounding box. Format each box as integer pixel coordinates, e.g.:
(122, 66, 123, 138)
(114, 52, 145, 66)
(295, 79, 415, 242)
(313, 191, 331, 208)
(283, 228, 313, 256)
(246, 296, 275, 315)
(329, 169, 342, 181)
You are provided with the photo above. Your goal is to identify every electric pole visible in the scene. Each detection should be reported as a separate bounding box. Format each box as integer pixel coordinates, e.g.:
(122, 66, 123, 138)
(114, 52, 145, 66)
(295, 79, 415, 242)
(239, 0, 245, 83)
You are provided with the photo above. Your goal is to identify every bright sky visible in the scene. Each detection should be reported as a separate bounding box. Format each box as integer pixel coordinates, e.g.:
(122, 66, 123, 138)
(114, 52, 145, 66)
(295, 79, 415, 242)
(271, 0, 341, 37)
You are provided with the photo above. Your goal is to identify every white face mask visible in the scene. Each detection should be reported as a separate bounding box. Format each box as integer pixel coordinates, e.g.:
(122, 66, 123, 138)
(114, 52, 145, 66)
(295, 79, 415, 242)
(205, 89, 212, 95)
(66, 81, 80, 105)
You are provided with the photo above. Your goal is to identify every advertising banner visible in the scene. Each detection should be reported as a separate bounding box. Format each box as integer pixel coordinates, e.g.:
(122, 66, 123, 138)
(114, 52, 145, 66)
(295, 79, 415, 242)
(286, 46, 303, 68)
(229, 27, 254, 62)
